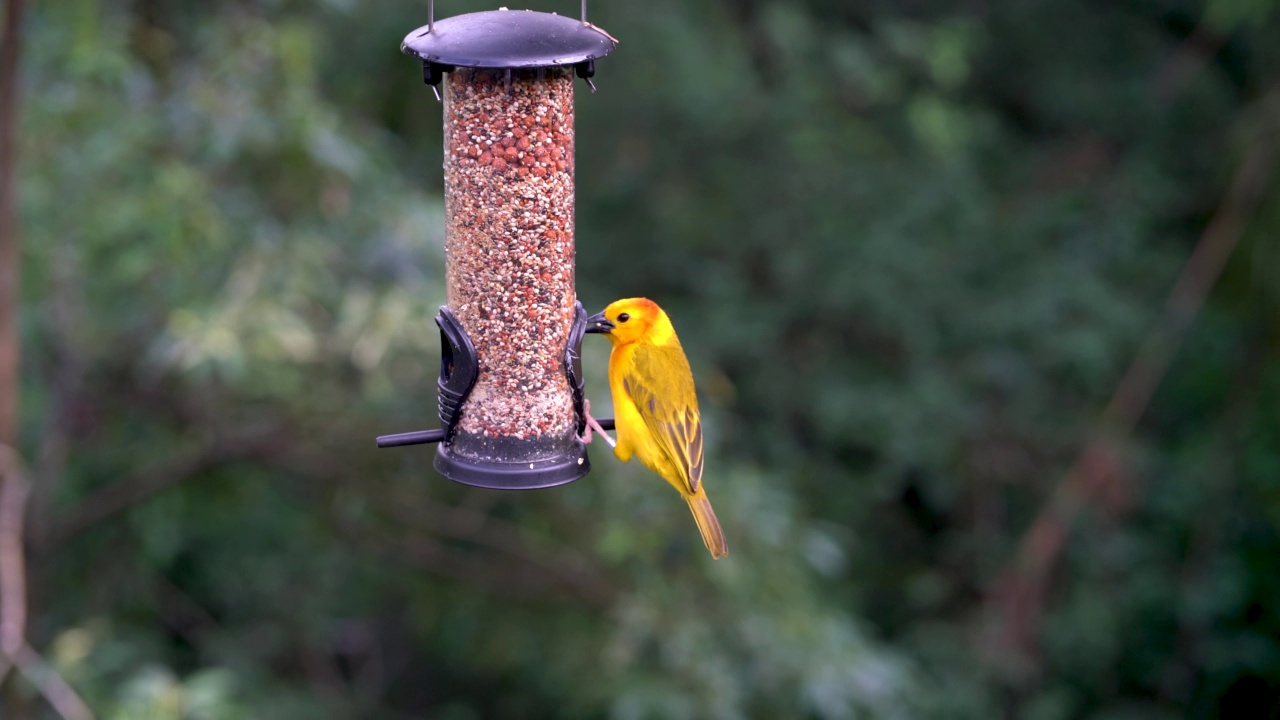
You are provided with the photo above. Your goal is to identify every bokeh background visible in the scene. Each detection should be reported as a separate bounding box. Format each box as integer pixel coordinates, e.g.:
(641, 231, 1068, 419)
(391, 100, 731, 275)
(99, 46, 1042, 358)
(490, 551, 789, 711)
(4, 0, 1280, 717)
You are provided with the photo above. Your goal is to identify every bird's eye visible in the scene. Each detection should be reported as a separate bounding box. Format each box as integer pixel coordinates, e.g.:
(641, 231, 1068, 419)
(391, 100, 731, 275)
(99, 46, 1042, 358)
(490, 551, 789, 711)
(617, 313, 630, 323)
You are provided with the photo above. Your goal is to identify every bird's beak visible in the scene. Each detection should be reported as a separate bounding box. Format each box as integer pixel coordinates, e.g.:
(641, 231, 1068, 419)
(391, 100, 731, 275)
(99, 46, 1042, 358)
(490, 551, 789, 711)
(585, 311, 614, 334)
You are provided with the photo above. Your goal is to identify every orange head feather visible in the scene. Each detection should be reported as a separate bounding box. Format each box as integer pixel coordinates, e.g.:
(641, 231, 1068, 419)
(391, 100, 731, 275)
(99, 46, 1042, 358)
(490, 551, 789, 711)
(585, 297, 674, 346)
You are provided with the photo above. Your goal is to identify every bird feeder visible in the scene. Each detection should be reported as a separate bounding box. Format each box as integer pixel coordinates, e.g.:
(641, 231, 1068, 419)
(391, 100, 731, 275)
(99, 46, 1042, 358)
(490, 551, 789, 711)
(376, 3, 617, 490)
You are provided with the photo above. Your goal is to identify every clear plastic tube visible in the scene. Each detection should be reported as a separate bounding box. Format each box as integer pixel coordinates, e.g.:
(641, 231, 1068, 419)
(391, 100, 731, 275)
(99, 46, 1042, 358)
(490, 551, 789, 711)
(442, 67, 577, 463)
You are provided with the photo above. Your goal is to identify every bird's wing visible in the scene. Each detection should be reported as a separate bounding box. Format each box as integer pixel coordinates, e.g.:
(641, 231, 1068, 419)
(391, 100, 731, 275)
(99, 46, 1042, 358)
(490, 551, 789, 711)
(622, 344, 704, 493)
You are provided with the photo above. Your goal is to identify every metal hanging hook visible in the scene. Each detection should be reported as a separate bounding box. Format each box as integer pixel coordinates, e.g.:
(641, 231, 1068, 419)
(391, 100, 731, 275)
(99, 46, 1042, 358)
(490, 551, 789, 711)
(582, 0, 587, 23)
(429, 0, 435, 33)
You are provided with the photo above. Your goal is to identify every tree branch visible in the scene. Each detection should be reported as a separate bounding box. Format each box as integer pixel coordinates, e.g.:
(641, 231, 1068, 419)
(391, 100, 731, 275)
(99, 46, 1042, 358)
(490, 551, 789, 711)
(14, 643, 94, 720)
(984, 102, 1278, 672)
(0, 10, 88, 717)
(0, 448, 94, 719)
(256, 446, 619, 608)
(0, 445, 28, 660)
(39, 426, 288, 550)
(380, 496, 617, 608)
(0, 0, 25, 448)
(29, 244, 90, 548)
(341, 520, 562, 605)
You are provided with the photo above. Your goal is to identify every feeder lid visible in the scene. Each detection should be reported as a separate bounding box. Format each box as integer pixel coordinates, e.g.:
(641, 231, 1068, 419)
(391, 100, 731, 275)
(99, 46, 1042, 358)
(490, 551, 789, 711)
(402, 9, 616, 69)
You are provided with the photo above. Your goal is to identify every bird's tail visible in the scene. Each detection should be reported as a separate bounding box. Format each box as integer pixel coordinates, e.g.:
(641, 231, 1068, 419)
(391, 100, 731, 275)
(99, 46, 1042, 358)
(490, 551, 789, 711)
(686, 491, 728, 559)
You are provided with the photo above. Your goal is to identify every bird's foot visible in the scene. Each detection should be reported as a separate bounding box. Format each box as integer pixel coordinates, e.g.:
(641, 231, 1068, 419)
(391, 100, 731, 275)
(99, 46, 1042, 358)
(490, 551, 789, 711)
(581, 399, 616, 449)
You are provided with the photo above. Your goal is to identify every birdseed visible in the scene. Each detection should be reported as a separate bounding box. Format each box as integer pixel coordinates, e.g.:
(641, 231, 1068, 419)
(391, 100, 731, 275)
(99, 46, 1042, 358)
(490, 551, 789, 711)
(442, 67, 578, 460)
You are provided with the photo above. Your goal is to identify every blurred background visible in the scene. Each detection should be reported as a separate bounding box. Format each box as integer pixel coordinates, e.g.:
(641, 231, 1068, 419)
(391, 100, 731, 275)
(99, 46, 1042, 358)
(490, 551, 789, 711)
(3, 0, 1280, 717)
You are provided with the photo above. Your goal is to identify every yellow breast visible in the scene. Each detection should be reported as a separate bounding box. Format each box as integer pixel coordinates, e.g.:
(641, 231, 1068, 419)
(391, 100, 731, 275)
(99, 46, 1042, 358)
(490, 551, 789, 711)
(608, 344, 685, 493)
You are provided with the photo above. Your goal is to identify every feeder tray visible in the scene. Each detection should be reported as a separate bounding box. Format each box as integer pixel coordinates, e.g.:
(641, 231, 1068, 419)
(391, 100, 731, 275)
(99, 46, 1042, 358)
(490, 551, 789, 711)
(378, 5, 617, 491)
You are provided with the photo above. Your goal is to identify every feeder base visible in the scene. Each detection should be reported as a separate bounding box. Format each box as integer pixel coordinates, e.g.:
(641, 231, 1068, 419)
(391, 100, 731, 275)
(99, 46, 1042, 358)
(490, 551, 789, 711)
(433, 442, 591, 490)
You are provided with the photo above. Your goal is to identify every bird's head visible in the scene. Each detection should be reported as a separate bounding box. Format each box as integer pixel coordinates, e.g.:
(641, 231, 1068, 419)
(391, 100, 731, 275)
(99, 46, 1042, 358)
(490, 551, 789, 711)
(585, 297, 667, 346)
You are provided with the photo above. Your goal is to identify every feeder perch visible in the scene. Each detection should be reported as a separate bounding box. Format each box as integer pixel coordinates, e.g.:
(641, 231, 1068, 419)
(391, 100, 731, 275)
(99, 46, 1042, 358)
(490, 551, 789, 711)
(376, 4, 617, 490)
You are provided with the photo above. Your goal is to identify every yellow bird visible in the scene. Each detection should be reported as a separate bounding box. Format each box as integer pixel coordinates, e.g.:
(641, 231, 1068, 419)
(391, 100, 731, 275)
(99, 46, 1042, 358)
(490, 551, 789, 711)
(584, 298, 727, 559)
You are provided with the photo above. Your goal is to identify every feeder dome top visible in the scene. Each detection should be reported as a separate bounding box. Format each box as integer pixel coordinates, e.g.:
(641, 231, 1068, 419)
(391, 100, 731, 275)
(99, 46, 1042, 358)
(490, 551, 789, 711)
(402, 9, 617, 69)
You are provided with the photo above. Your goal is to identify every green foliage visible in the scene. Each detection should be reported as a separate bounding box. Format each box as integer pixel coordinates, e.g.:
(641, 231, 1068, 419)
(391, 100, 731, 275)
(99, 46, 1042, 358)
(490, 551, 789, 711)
(13, 0, 1280, 717)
